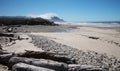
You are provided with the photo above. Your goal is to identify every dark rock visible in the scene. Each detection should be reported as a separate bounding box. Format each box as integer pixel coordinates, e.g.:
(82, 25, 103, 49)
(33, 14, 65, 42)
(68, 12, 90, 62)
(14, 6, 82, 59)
(50, 16, 65, 22)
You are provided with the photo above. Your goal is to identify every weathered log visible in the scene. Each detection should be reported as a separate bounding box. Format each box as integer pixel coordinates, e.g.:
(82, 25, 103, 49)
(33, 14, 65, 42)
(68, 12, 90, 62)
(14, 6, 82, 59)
(0, 33, 14, 37)
(0, 50, 13, 54)
(24, 50, 67, 55)
(0, 53, 13, 65)
(88, 36, 99, 40)
(68, 64, 103, 71)
(17, 50, 76, 64)
(0, 50, 14, 65)
(0, 44, 2, 50)
(9, 57, 68, 71)
(12, 62, 55, 71)
(0, 50, 75, 64)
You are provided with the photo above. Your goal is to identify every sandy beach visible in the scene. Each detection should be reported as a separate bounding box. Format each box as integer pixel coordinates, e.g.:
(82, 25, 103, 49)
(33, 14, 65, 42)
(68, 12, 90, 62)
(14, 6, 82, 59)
(3, 34, 43, 53)
(0, 24, 120, 71)
(31, 25, 120, 59)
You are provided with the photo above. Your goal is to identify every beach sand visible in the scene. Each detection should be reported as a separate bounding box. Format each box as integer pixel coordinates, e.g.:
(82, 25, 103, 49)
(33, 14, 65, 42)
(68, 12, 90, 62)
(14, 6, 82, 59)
(3, 33, 43, 53)
(1, 25, 120, 58)
(0, 25, 120, 71)
(31, 26, 120, 59)
(0, 64, 8, 71)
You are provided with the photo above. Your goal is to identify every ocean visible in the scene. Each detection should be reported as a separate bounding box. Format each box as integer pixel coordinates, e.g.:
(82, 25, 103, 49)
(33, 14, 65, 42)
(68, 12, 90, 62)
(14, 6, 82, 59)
(56, 22, 120, 27)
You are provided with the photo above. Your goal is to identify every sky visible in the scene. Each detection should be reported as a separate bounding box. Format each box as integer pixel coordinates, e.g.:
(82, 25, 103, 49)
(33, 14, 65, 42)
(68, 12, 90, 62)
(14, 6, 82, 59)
(0, 0, 120, 22)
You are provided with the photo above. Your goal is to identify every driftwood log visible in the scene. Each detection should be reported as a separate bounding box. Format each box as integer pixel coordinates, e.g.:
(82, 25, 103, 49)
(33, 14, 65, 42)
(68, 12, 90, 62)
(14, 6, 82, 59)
(0, 50, 14, 65)
(0, 50, 105, 71)
(9, 57, 68, 71)
(17, 50, 76, 64)
(0, 53, 13, 65)
(12, 63, 55, 71)
(0, 33, 14, 37)
(0, 50, 76, 71)
(0, 50, 13, 54)
(0, 50, 75, 64)
(68, 64, 103, 71)
(88, 36, 99, 40)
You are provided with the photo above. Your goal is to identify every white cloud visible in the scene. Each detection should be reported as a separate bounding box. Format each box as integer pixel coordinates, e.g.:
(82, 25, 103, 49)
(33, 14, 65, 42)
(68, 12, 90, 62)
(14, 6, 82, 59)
(28, 13, 58, 19)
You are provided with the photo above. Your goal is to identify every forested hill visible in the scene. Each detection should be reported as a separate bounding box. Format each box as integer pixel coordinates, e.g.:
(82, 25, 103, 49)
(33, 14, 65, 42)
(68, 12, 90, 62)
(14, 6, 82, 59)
(0, 16, 58, 26)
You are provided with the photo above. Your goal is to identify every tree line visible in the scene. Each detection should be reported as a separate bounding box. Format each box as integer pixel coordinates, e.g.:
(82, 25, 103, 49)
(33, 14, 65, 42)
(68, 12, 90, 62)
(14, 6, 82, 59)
(0, 16, 58, 26)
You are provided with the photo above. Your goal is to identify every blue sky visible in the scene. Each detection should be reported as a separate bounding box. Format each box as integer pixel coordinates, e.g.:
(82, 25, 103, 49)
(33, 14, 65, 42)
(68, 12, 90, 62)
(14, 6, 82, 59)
(0, 0, 120, 22)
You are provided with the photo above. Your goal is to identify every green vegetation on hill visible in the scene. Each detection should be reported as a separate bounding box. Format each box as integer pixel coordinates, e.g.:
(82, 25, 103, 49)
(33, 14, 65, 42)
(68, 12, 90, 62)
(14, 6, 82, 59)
(0, 16, 58, 26)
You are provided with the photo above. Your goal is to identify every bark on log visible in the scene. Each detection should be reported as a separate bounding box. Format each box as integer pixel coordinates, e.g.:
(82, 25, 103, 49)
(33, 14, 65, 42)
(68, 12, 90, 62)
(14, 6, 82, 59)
(17, 50, 75, 64)
(0, 50, 75, 64)
(0, 53, 13, 65)
(68, 64, 103, 71)
(9, 57, 68, 71)
(12, 62, 55, 71)
(0, 50, 14, 65)
(0, 50, 13, 54)
(0, 33, 14, 37)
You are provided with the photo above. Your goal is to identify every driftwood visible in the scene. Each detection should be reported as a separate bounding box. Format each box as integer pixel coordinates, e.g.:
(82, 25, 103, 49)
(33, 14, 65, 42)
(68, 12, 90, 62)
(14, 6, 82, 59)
(0, 50, 104, 71)
(88, 36, 99, 40)
(0, 33, 14, 37)
(0, 50, 77, 71)
(0, 50, 13, 54)
(0, 50, 75, 64)
(81, 34, 99, 40)
(0, 50, 14, 65)
(0, 45, 2, 50)
(12, 63, 55, 71)
(0, 53, 13, 65)
(9, 57, 68, 71)
(17, 50, 76, 64)
(68, 64, 103, 71)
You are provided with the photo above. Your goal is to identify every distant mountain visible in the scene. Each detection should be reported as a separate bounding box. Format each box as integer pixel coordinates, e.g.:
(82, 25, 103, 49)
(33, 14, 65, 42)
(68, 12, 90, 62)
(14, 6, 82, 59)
(50, 16, 65, 22)
(28, 13, 65, 22)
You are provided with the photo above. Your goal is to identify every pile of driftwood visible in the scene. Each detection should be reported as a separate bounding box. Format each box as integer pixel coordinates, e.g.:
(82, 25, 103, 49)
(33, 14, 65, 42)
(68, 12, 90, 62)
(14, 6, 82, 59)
(0, 49, 73, 71)
(0, 49, 103, 71)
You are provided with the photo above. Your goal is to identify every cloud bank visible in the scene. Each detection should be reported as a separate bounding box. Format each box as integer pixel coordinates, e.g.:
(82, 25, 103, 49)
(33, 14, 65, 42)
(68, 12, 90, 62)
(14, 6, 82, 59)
(28, 13, 58, 19)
